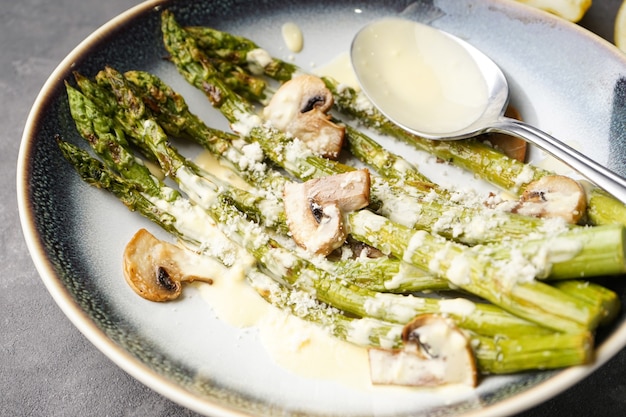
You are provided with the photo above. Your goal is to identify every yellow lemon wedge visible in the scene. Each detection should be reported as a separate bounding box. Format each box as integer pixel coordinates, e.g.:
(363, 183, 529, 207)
(615, 0, 626, 52)
(514, 0, 592, 22)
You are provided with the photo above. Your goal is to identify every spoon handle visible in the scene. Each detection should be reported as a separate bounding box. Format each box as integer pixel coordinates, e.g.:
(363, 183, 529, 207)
(493, 117, 626, 205)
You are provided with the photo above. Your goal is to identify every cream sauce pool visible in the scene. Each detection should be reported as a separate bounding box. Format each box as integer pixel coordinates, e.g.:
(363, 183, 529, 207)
(193, 151, 376, 389)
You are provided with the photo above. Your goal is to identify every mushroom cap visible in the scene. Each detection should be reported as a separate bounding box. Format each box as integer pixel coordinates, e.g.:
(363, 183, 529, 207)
(123, 229, 188, 301)
(368, 314, 477, 387)
(306, 169, 371, 212)
(516, 175, 587, 224)
(287, 109, 345, 159)
(263, 74, 344, 159)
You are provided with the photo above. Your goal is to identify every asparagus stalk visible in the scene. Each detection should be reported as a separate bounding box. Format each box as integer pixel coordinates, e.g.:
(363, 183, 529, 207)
(113, 67, 626, 282)
(57, 139, 179, 236)
(348, 209, 609, 333)
(65, 81, 164, 198)
(474, 331, 594, 374)
(341, 122, 434, 187)
(122, 69, 287, 195)
(184, 25, 298, 81)
(553, 280, 621, 326)
(59, 139, 593, 372)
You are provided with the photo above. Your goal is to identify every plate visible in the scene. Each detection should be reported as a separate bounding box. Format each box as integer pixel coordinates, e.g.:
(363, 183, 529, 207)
(16, 0, 626, 416)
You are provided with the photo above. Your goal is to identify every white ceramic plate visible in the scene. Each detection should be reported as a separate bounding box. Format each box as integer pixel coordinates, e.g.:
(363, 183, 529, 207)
(17, 0, 626, 416)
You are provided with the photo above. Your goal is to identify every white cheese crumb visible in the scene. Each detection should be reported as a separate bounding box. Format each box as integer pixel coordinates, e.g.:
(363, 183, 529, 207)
(512, 165, 535, 191)
(446, 254, 471, 286)
(403, 230, 428, 263)
(438, 298, 477, 317)
(231, 110, 263, 137)
(246, 48, 273, 75)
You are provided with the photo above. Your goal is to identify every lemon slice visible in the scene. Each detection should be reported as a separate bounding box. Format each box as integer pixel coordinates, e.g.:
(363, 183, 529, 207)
(514, 0, 591, 22)
(615, 0, 626, 52)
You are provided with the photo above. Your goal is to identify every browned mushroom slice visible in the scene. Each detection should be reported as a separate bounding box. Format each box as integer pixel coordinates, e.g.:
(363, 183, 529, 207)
(484, 105, 527, 162)
(263, 74, 345, 159)
(306, 169, 371, 211)
(283, 169, 371, 256)
(515, 175, 587, 224)
(123, 228, 214, 302)
(283, 182, 347, 256)
(368, 314, 477, 387)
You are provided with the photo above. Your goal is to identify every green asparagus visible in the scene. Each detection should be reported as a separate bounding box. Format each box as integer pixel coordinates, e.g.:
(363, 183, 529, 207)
(58, 138, 592, 373)
(116, 66, 626, 282)
(348, 209, 610, 333)
(183, 19, 626, 227)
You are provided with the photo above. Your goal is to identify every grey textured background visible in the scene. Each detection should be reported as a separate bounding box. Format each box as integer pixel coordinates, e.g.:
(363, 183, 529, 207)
(2, 0, 626, 416)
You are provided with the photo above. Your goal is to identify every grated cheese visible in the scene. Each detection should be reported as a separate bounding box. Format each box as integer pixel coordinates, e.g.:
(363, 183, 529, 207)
(439, 298, 477, 317)
(446, 254, 472, 286)
(363, 293, 426, 323)
(246, 48, 273, 74)
(512, 164, 535, 191)
(231, 109, 263, 136)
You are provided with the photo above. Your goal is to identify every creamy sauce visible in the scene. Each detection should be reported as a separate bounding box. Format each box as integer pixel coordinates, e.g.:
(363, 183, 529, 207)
(258, 308, 372, 388)
(313, 52, 361, 90)
(192, 263, 375, 388)
(186, 256, 268, 327)
(195, 150, 252, 191)
(281, 22, 304, 53)
(351, 18, 489, 135)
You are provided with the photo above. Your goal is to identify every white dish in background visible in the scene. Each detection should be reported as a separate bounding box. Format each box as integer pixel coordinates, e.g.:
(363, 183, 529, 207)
(17, 0, 626, 416)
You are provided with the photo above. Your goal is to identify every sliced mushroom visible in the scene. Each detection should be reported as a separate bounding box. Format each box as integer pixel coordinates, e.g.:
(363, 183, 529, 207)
(263, 74, 345, 159)
(123, 228, 214, 301)
(368, 314, 477, 387)
(283, 169, 371, 256)
(305, 168, 371, 211)
(484, 105, 527, 162)
(514, 175, 587, 224)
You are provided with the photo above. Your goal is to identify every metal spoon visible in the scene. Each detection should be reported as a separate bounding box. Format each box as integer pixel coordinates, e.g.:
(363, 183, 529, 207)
(351, 18, 626, 204)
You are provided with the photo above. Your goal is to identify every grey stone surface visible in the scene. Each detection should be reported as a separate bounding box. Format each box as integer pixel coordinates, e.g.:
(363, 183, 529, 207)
(2, 0, 625, 416)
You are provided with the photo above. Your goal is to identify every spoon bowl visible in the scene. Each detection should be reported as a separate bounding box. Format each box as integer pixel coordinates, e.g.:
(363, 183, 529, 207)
(351, 18, 626, 203)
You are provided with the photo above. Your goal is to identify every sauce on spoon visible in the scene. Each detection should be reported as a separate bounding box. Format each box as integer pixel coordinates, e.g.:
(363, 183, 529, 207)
(351, 18, 489, 135)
